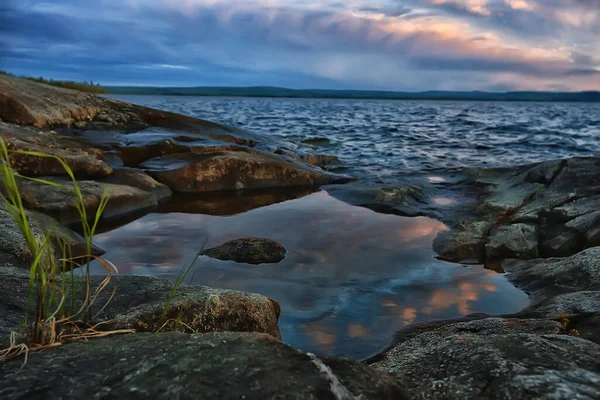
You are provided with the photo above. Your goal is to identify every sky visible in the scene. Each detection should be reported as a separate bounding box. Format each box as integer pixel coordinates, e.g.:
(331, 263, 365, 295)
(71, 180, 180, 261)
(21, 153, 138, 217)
(1, 0, 599, 91)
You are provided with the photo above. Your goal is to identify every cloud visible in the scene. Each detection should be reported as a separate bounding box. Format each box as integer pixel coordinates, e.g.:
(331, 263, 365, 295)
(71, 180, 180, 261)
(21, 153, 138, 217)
(0, 0, 598, 90)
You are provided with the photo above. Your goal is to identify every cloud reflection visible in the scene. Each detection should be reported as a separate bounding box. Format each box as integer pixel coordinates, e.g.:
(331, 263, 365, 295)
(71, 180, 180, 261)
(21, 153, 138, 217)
(95, 190, 529, 358)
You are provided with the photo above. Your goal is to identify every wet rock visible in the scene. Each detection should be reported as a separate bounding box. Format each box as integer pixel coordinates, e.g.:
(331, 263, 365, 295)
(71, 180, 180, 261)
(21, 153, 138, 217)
(201, 238, 287, 265)
(102, 167, 172, 203)
(143, 151, 350, 193)
(485, 223, 539, 260)
(371, 317, 600, 399)
(503, 247, 600, 301)
(0, 332, 408, 400)
(17, 177, 158, 224)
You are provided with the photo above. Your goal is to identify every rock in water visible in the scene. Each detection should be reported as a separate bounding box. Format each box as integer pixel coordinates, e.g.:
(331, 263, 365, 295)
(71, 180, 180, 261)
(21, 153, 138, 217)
(201, 238, 287, 265)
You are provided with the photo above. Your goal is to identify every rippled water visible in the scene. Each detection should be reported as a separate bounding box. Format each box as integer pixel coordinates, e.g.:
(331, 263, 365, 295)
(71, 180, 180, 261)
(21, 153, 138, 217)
(95, 95, 598, 358)
(110, 95, 600, 177)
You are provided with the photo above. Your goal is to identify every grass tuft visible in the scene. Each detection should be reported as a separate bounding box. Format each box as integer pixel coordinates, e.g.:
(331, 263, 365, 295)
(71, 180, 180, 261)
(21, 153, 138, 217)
(0, 137, 131, 362)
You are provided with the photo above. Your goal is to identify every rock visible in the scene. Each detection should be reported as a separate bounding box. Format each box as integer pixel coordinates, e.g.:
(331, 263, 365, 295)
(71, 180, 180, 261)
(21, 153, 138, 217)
(485, 223, 539, 260)
(142, 151, 350, 193)
(0, 268, 281, 344)
(201, 238, 287, 265)
(16, 177, 158, 224)
(540, 230, 581, 257)
(0, 332, 408, 399)
(503, 247, 600, 301)
(434, 220, 491, 263)
(524, 158, 565, 184)
(0, 122, 112, 178)
(371, 317, 600, 399)
(0, 206, 104, 270)
(102, 167, 172, 203)
(107, 127, 248, 166)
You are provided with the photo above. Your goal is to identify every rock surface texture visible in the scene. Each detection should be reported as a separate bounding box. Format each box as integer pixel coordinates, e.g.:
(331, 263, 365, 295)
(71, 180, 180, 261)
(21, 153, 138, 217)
(0, 332, 408, 400)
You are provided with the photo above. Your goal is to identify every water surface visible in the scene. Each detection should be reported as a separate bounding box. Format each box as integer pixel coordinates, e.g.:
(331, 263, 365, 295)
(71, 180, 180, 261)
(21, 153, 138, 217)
(110, 95, 600, 178)
(95, 191, 528, 359)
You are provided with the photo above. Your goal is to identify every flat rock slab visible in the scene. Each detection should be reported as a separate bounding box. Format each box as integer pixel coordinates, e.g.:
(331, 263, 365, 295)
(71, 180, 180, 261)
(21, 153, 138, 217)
(201, 238, 287, 265)
(371, 317, 600, 399)
(0, 332, 408, 400)
(142, 151, 350, 193)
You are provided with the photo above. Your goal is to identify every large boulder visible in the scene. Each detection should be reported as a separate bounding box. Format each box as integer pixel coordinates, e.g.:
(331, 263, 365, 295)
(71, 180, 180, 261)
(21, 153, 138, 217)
(201, 238, 287, 265)
(0, 332, 408, 400)
(371, 317, 600, 399)
(142, 151, 350, 193)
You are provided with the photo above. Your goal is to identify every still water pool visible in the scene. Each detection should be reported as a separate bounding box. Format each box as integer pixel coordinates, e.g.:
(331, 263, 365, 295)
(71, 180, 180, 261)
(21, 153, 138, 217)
(93, 190, 528, 359)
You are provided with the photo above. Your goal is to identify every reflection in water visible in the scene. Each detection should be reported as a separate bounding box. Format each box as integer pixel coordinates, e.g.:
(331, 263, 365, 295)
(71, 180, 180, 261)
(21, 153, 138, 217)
(93, 190, 528, 359)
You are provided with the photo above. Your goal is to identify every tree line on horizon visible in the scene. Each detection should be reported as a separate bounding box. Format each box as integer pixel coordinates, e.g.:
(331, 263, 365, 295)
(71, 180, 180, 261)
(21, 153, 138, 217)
(0, 71, 109, 94)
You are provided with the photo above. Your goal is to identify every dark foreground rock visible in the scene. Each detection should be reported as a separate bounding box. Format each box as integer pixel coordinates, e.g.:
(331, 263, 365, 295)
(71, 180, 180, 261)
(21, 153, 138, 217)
(0, 332, 408, 400)
(371, 317, 600, 399)
(201, 238, 287, 265)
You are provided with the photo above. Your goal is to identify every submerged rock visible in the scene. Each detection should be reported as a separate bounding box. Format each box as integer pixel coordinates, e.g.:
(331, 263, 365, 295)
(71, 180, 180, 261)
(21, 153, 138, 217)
(0, 332, 408, 400)
(201, 238, 287, 265)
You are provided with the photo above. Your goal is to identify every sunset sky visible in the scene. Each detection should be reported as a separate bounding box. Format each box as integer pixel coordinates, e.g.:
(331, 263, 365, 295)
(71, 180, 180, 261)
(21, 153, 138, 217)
(1, 0, 599, 91)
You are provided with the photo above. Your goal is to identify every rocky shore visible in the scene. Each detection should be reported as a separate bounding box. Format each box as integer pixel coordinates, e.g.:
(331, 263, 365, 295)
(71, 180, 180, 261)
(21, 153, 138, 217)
(1, 75, 599, 399)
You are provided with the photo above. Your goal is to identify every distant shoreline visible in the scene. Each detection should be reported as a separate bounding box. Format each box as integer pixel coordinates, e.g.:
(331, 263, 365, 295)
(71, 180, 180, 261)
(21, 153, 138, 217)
(105, 86, 600, 103)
